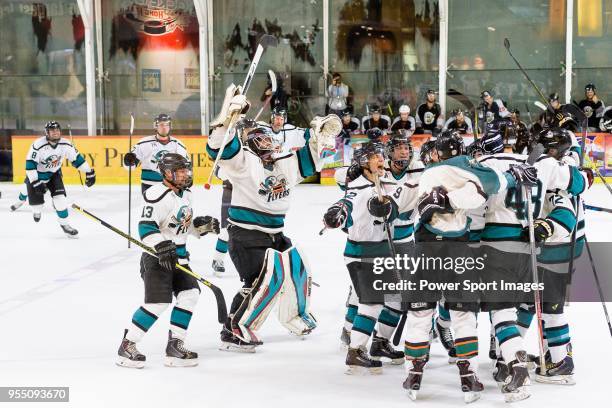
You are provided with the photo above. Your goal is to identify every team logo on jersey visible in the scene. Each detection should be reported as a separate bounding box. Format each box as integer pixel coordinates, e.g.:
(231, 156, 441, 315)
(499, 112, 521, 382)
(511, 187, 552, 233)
(258, 175, 290, 202)
(151, 150, 170, 164)
(41, 154, 62, 169)
(424, 111, 435, 125)
(172, 205, 193, 234)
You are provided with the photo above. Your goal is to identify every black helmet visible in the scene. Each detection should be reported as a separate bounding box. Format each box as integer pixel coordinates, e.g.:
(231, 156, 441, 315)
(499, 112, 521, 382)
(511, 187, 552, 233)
(420, 140, 437, 165)
(354, 141, 385, 168)
(369, 104, 381, 113)
(466, 142, 485, 158)
(44, 121, 62, 144)
(585, 83, 596, 92)
(246, 127, 279, 163)
(538, 128, 572, 159)
(549, 93, 560, 103)
(271, 106, 287, 122)
(386, 134, 412, 169)
(366, 127, 383, 141)
(158, 153, 192, 189)
(481, 90, 492, 99)
(435, 130, 465, 160)
(341, 109, 352, 117)
(154, 113, 172, 127)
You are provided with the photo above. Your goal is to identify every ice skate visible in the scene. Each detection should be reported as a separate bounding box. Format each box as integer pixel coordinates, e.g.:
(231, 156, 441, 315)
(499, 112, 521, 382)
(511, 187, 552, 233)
(116, 329, 146, 369)
(219, 327, 256, 353)
(457, 359, 483, 404)
(165, 331, 198, 367)
(535, 355, 575, 385)
(61, 224, 79, 238)
(212, 259, 225, 277)
(493, 358, 510, 387)
(369, 335, 404, 364)
(403, 358, 426, 401)
(502, 351, 531, 402)
(33, 212, 41, 222)
(345, 347, 382, 375)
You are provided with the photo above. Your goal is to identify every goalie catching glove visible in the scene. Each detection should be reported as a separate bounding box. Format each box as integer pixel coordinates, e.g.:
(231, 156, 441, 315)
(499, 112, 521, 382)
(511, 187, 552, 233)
(193, 216, 220, 236)
(310, 115, 342, 158)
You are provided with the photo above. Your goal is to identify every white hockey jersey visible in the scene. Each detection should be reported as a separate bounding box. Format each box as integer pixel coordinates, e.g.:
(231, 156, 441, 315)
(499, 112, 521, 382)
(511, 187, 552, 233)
(414, 155, 511, 238)
(332, 174, 398, 263)
(206, 126, 324, 234)
(385, 159, 424, 243)
(258, 123, 307, 156)
(477, 153, 586, 245)
(138, 184, 201, 265)
(25, 136, 91, 183)
(127, 135, 189, 187)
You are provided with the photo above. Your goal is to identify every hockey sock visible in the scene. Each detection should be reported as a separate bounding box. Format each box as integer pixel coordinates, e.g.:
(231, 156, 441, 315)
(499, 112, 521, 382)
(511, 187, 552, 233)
(404, 309, 434, 360)
(451, 310, 478, 359)
(542, 313, 571, 363)
(170, 289, 199, 340)
(491, 309, 523, 362)
(344, 304, 358, 332)
(213, 228, 229, 262)
(376, 303, 402, 340)
(437, 302, 451, 327)
(350, 303, 382, 348)
(31, 204, 43, 215)
(52, 195, 69, 224)
(516, 303, 535, 337)
(126, 303, 169, 342)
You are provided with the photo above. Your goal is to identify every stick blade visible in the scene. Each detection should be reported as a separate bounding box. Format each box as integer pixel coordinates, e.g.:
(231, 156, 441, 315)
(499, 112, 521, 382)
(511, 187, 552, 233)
(526, 142, 545, 165)
(209, 285, 228, 323)
(268, 69, 278, 93)
(259, 34, 278, 49)
(504, 38, 510, 50)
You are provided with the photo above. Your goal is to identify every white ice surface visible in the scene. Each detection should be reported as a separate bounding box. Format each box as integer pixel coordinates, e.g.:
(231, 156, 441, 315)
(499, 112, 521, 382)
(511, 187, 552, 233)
(0, 182, 611, 408)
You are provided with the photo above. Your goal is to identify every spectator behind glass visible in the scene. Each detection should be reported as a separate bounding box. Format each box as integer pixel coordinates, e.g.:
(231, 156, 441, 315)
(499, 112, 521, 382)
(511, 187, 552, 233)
(326, 73, 350, 116)
(578, 83, 605, 130)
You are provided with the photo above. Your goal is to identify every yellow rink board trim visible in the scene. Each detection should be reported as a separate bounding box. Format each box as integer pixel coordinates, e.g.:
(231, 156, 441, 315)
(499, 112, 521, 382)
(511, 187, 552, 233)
(11, 135, 218, 185)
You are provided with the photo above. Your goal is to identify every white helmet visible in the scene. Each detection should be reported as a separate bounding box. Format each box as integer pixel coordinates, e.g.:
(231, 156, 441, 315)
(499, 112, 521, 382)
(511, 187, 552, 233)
(399, 104, 410, 114)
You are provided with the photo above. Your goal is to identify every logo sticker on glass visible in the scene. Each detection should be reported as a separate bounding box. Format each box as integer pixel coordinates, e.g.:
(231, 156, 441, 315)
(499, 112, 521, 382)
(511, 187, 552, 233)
(142, 69, 161, 92)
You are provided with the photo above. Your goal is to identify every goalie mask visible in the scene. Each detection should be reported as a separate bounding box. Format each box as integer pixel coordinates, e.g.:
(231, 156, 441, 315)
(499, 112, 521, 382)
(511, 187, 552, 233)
(44, 121, 62, 145)
(246, 127, 280, 164)
(386, 134, 412, 170)
(158, 153, 193, 190)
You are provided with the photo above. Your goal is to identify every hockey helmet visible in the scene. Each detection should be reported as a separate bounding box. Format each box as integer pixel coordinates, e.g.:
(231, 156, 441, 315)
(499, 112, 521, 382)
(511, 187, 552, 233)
(538, 127, 572, 159)
(366, 127, 384, 141)
(271, 106, 287, 122)
(419, 140, 437, 165)
(466, 142, 485, 158)
(386, 133, 412, 170)
(354, 141, 385, 169)
(435, 130, 465, 160)
(399, 104, 410, 115)
(158, 153, 192, 189)
(44, 121, 62, 144)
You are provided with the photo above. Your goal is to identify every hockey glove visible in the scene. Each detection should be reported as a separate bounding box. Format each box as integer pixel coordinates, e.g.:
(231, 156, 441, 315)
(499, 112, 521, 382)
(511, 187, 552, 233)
(417, 186, 453, 224)
(581, 167, 594, 189)
(508, 163, 538, 187)
(85, 170, 96, 187)
(521, 218, 554, 242)
(367, 196, 393, 218)
(155, 240, 178, 273)
(323, 203, 348, 228)
(123, 152, 138, 166)
(31, 180, 47, 195)
(193, 216, 220, 236)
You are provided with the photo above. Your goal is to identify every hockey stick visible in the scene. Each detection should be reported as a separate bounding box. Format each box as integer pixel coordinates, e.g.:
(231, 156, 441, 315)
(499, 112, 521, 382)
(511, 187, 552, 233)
(524, 143, 547, 374)
(253, 70, 277, 122)
(584, 237, 612, 337)
(584, 204, 612, 214)
(67, 124, 85, 189)
(72, 203, 228, 324)
(128, 113, 135, 248)
(205, 34, 278, 189)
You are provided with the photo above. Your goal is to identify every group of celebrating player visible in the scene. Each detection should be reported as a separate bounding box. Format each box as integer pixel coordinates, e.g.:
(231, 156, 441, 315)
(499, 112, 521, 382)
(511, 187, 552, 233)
(9, 78, 596, 404)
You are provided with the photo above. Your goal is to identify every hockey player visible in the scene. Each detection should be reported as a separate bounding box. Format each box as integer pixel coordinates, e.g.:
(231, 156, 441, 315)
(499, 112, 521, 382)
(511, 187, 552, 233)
(323, 141, 413, 373)
(443, 109, 473, 134)
(390, 105, 416, 134)
(510, 109, 531, 154)
(477, 128, 588, 401)
(538, 93, 568, 128)
(363, 105, 390, 132)
(16, 121, 96, 237)
(123, 113, 189, 194)
(116, 153, 220, 369)
(265, 106, 307, 154)
(578, 83, 605, 130)
(206, 85, 339, 351)
(479, 90, 510, 126)
(415, 90, 443, 134)
(396, 130, 523, 402)
(339, 109, 360, 145)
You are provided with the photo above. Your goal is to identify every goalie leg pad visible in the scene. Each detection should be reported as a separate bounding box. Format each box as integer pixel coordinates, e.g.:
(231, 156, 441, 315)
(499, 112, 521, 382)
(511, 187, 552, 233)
(277, 246, 317, 336)
(233, 248, 285, 343)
